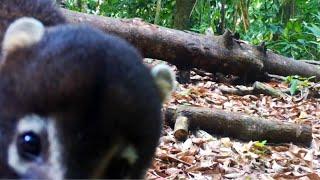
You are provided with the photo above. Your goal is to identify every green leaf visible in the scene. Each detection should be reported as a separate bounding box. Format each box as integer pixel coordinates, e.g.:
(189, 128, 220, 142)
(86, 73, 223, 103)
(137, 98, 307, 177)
(290, 79, 299, 95)
(254, 140, 267, 148)
(306, 24, 320, 37)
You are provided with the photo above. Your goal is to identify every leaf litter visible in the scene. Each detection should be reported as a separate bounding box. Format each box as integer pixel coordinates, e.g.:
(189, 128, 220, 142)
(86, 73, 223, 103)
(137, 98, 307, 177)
(145, 65, 320, 180)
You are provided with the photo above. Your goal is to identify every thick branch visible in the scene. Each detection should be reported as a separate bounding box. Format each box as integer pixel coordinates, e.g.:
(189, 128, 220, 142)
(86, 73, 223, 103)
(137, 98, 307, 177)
(61, 9, 320, 81)
(164, 106, 312, 146)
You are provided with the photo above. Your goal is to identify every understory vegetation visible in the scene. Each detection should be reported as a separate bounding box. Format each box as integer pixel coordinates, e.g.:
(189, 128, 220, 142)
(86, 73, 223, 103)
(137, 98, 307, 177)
(64, 0, 320, 60)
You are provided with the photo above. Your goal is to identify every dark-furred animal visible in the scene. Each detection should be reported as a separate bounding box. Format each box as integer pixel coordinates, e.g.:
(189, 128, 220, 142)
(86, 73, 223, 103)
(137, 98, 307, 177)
(0, 16, 175, 179)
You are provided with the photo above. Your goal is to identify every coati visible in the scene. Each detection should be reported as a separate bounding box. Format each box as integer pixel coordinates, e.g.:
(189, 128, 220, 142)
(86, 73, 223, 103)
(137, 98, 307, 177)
(0, 16, 174, 180)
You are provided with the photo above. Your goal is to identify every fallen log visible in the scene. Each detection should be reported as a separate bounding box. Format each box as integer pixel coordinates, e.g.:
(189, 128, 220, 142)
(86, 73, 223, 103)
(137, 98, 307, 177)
(300, 60, 320, 66)
(164, 106, 312, 146)
(62, 9, 320, 81)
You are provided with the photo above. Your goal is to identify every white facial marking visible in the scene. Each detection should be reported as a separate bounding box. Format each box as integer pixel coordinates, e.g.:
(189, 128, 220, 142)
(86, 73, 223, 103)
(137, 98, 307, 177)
(7, 114, 64, 179)
(8, 141, 29, 174)
(47, 118, 65, 180)
(17, 115, 46, 134)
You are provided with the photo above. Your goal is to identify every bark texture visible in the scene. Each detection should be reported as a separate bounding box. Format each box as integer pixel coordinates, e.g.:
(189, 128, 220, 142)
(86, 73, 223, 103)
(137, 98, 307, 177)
(165, 106, 312, 146)
(62, 9, 320, 81)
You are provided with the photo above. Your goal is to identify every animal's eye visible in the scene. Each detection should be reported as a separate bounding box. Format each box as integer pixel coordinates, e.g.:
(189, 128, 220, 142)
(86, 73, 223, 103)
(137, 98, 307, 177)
(17, 131, 42, 161)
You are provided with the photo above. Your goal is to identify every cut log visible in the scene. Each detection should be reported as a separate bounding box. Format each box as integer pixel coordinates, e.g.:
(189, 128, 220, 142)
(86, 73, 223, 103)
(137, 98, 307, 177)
(164, 106, 312, 146)
(173, 116, 189, 141)
(62, 9, 320, 81)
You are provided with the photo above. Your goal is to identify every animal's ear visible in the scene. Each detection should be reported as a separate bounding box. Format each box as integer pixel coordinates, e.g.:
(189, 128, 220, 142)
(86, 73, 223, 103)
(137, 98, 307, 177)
(151, 64, 176, 102)
(2, 17, 45, 53)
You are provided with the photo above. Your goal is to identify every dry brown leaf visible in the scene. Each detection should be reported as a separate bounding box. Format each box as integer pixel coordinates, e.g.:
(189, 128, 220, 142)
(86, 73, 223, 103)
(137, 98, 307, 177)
(149, 72, 320, 179)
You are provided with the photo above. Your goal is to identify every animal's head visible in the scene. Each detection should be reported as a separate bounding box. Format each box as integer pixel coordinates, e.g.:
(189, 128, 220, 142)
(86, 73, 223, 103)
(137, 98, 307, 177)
(0, 17, 175, 179)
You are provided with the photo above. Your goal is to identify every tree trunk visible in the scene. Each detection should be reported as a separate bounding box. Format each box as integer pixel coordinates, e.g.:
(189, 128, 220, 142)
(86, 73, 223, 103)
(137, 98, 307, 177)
(154, 0, 162, 25)
(164, 106, 312, 146)
(173, 0, 197, 83)
(174, 0, 196, 30)
(239, 0, 250, 32)
(217, 0, 226, 35)
(279, 0, 296, 24)
(61, 9, 320, 81)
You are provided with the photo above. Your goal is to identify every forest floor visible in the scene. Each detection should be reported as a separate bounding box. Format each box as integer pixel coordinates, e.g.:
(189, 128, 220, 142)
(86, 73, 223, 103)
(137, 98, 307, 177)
(145, 60, 320, 180)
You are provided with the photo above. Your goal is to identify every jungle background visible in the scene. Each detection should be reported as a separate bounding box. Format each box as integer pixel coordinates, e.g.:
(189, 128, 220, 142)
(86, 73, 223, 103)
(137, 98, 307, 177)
(62, 0, 320, 179)
(63, 0, 320, 61)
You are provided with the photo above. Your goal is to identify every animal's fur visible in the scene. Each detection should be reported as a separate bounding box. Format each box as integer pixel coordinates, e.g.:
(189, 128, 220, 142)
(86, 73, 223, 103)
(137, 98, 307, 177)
(0, 1, 175, 178)
(0, 18, 174, 178)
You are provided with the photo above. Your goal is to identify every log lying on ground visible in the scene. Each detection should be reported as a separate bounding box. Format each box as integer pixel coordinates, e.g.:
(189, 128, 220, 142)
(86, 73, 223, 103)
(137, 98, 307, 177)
(62, 9, 320, 81)
(300, 60, 320, 66)
(164, 106, 312, 146)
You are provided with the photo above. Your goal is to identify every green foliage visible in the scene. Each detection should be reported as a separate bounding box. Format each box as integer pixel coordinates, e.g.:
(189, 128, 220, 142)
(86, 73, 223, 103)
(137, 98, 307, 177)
(289, 79, 299, 95)
(65, 0, 175, 26)
(253, 140, 267, 148)
(267, 17, 320, 60)
(252, 140, 269, 155)
(65, 0, 320, 61)
(285, 75, 315, 95)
